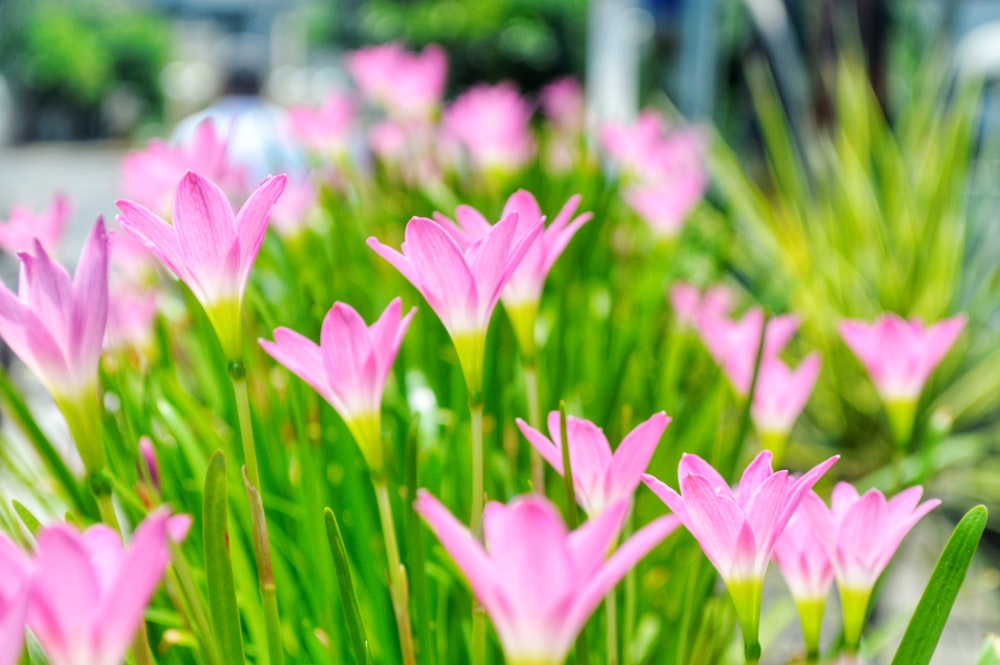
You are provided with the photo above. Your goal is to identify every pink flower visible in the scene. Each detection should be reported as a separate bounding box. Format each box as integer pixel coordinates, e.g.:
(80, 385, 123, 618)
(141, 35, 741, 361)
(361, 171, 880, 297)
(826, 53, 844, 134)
(751, 354, 822, 436)
(669, 282, 733, 329)
(643, 451, 838, 586)
(699, 308, 800, 395)
(415, 491, 678, 665)
(367, 214, 540, 390)
(540, 77, 585, 132)
(517, 411, 670, 517)
(269, 173, 318, 239)
(802, 483, 939, 594)
(442, 82, 535, 173)
(28, 510, 191, 665)
(116, 171, 286, 359)
(838, 314, 967, 401)
(623, 169, 707, 238)
(121, 120, 249, 217)
(0, 219, 109, 401)
(347, 42, 448, 119)
(105, 285, 158, 353)
(773, 509, 834, 603)
(433, 190, 592, 310)
(0, 535, 30, 665)
(260, 298, 415, 471)
(286, 92, 355, 157)
(0, 195, 70, 255)
(600, 111, 666, 177)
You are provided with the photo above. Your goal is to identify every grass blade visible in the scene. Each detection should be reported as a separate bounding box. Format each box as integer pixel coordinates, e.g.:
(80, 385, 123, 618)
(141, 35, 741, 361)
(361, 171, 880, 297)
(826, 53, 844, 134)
(203, 450, 246, 665)
(890, 505, 988, 665)
(325, 505, 370, 665)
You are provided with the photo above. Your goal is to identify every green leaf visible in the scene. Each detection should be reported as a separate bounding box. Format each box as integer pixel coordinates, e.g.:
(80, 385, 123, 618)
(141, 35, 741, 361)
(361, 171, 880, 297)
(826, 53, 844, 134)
(203, 451, 245, 665)
(976, 635, 1000, 665)
(890, 505, 988, 665)
(11, 500, 40, 537)
(325, 505, 370, 665)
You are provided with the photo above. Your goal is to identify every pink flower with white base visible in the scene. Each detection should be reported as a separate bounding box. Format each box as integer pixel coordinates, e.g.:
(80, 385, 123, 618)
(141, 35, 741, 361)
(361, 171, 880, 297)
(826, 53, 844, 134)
(516, 411, 670, 517)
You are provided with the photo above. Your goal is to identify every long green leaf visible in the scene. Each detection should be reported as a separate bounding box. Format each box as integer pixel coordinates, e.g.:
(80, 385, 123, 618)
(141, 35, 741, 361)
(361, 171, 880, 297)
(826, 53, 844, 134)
(890, 505, 987, 665)
(203, 450, 245, 665)
(11, 499, 40, 537)
(325, 506, 370, 665)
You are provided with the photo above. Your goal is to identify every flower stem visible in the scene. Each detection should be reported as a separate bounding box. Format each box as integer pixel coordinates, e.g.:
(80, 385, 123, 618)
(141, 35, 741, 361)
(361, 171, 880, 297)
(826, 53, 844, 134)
(373, 480, 418, 665)
(229, 361, 284, 665)
(606, 588, 619, 665)
(469, 398, 486, 665)
(523, 362, 545, 493)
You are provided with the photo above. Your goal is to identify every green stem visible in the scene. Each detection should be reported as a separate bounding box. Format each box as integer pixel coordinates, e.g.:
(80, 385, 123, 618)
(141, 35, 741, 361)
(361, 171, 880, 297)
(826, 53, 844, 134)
(230, 362, 284, 665)
(470, 398, 486, 665)
(731, 312, 769, 478)
(524, 362, 545, 493)
(374, 481, 418, 665)
(606, 588, 618, 665)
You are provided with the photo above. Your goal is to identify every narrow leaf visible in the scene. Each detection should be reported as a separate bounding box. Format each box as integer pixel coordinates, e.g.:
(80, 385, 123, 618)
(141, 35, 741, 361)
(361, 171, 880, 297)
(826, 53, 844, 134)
(890, 504, 987, 665)
(325, 505, 370, 665)
(11, 500, 40, 536)
(203, 451, 245, 665)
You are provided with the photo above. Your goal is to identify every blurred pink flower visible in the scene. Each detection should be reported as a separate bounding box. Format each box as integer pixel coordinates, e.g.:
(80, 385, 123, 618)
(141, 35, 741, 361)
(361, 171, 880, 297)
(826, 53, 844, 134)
(442, 82, 535, 173)
(773, 508, 834, 603)
(623, 169, 708, 238)
(699, 308, 799, 395)
(516, 411, 670, 517)
(540, 77, 585, 132)
(0, 195, 70, 255)
(600, 111, 665, 176)
(367, 213, 540, 390)
(286, 91, 355, 157)
(751, 354, 821, 436)
(415, 491, 678, 665)
(117, 171, 286, 359)
(0, 534, 30, 665)
(669, 282, 733, 329)
(838, 313, 966, 401)
(109, 224, 158, 278)
(347, 42, 448, 119)
(105, 284, 158, 353)
(260, 298, 415, 470)
(121, 120, 249, 216)
(802, 483, 939, 594)
(27, 510, 190, 665)
(269, 173, 318, 238)
(0, 219, 108, 401)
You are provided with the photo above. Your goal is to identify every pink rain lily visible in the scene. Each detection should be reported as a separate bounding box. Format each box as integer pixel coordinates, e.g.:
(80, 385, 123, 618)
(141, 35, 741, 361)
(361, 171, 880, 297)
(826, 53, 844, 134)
(0, 218, 108, 403)
(28, 510, 190, 665)
(623, 169, 707, 238)
(838, 313, 966, 402)
(415, 491, 678, 665)
(286, 92, 355, 158)
(699, 307, 800, 395)
(773, 508, 834, 603)
(642, 451, 838, 652)
(801, 483, 939, 649)
(0, 195, 70, 255)
(0, 535, 30, 665)
(116, 171, 287, 359)
(540, 77, 586, 133)
(802, 483, 939, 595)
(260, 298, 415, 471)
(516, 411, 670, 517)
(751, 354, 822, 457)
(442, 82, 535, 173)
(367, 213, 541, 392)
(600, 111, 666, 178)
(121, 120, 249, 217)
(432, 190, 591, 354)
(347, 42, 448, 119)
(105, 285, 159, 354)
(773, 508, 834, 656)
(669, 282, 733, 329)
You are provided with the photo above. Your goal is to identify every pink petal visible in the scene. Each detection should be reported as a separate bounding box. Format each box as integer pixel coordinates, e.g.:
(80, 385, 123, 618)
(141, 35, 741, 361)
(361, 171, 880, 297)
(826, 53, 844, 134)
(516, 417, 564, 475)
(606, 412, 670, 503)
(235, 174, 287, 289)
(680, 473, 748, 578)
(173, 172, 238, 293)
(567, 500, 629, 577)
(320, 302, 378, 413)
(114, 203, 187, 281)
(403, 217, 478, 332)
(70, 219, 110, 375)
